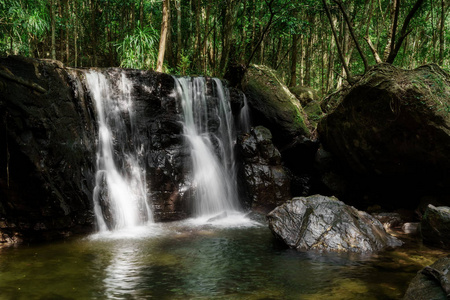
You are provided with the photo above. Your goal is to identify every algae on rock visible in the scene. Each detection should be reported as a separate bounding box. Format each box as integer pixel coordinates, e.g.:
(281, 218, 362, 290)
(243, 65, 311, 146)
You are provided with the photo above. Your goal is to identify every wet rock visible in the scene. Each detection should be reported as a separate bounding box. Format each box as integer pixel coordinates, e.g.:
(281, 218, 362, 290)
(372, 212, 403, 230)
(0, 56, 97, 244)
(403, 256, 450, 300)
(238, 126, 291, 212)
(421, 205, 450, 249)
(402, 222, 419, 235)
(267, 195, 403, 253)
(207, 211, 228, 222)
(318, 64, 450, 209)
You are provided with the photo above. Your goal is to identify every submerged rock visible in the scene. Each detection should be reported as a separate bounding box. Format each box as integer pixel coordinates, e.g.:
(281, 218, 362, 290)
(267, 195, 403, 252)
(238, 126, 291, 212)
(403, 256, 450, 300)
(421, 205, 450, 249)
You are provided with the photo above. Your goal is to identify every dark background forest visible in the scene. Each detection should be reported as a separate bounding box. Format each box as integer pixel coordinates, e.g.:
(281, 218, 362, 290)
(1, 0, 449, 96)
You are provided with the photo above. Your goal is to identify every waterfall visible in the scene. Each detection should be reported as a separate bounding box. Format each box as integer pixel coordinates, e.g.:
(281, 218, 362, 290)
(239, 94, 251, 133)
(174, 77, 241, 218)
(85, 71, 152, 231)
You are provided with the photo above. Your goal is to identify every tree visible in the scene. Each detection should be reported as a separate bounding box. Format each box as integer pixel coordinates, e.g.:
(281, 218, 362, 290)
(156, 0, 170, 72)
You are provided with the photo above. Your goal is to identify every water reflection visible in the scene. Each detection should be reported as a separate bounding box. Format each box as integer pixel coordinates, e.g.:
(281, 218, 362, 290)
(103, 241, 144, 299)
(0, 222, 446, 299)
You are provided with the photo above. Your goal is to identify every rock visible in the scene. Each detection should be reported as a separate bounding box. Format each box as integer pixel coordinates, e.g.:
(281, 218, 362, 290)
(402, 222, 419, 235)
(238, 126, 291, 212)
(267, 195, 403, 252)
(372, 212, 403, 230)
(207, 211, 228, 222)
(243, 65, 310, 147)
(289, 86, 319, 107)
(318, 64, 450, 208)
(403, 256, 450, 300)
(0, 56, 97, 244)
(290, 86, 323, 127)
(421, 205, 450, 249)
(0, 56, 251, 244)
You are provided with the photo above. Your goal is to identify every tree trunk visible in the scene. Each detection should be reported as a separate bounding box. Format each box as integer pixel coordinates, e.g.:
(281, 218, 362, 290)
(288, 34, 298, 87)
(386, 0, 425, 64)
(140, 0, 144, 27)
(439, 0, 445, 64)
(176, 0, 182, 65)
(51, 0, 56, 60)
(65, 0, 69, 63)
(322, 0, 353, 84)
(156, 0, 170, 72)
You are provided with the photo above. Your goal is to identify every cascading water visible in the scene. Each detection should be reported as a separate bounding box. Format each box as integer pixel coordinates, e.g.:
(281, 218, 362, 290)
(174, 77, 241, 218)
(239, 94, 252, 133)
(85, 71, 152, 231)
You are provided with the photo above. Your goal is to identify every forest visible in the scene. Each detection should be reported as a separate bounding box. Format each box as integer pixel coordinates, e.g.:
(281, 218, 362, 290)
(1, 0, 449, 96)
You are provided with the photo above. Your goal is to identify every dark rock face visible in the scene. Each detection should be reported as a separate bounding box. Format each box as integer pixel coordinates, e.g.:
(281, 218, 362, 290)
(267, 195, 403, 252)
(238, 126, 291, 212)
(0, 56, 97, 244)
(317, 64, 450, 208)
(421, 205, 450, 249)
(0, 56, 251, 244)
(403, 256, 450, 300)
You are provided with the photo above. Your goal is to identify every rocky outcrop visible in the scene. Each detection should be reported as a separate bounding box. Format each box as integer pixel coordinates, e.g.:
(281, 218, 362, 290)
(243, 65, 310, 146)
(0, 56, 250, 244)
(289, 85, 323, 127)
(267, 195, 403, 252)
(0, 56, 97, 244)
(421, 205, 450, 249)
(317, 64, 450, 208)
(403, 256, 450, 300)
(238, 126, 291, 212)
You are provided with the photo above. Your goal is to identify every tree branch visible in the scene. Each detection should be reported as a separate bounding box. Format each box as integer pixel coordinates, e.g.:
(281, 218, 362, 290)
(333, 0, 369, 73)
(386, 0, 425, 63)
(322, 0, 354, 84)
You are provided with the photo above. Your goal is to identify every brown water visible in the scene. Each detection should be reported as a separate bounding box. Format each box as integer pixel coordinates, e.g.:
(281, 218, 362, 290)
(0, 220, 445, 300)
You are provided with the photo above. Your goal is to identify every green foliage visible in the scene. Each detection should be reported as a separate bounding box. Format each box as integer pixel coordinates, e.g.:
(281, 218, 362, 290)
(0, 0, 49, 56)
(116, 22, 159, 70)
(177, 51, 192, 75)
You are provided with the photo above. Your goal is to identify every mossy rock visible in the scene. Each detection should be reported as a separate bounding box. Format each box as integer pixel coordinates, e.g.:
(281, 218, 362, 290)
(318, 63, 450, 206)
(243, 65, 310, 146)
(289, 86, 318, 106)
(319, 63, 450, 174)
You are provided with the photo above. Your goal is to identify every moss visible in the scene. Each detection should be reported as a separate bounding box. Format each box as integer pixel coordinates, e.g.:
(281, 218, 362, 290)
(244, 65, 310, 137)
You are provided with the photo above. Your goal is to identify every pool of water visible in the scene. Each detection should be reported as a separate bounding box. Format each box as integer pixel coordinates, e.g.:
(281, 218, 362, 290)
(0, 217, 446, 300)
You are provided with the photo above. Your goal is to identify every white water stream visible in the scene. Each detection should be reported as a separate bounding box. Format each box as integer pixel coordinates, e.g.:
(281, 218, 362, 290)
(85, 71, 152, 231)
(174, 77, 241, 219)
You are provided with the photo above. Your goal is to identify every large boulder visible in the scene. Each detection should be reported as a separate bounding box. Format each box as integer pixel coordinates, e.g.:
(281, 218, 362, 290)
(403, 256, 450, 300)
(421, 205, 450, 249)
(243, 65, 310, 147)
(318, 64, 450, 208)
(0, 56, 97, 244)
(267, 195, 403, 252)
(238, 126, 291, 212)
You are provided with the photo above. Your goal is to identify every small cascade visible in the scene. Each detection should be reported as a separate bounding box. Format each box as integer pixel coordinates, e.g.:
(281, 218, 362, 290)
(85, 71, 152, 231)
(174, 77, 241, 218)
(239, 94, 252, 133)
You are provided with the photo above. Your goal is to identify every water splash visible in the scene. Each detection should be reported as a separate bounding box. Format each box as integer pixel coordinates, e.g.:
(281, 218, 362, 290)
(85, 71, 152, 231)
(174, 77, 241, 218)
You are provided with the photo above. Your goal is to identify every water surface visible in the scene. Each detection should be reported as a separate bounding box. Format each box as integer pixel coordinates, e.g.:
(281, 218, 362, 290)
(0, 219, 445, 300)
